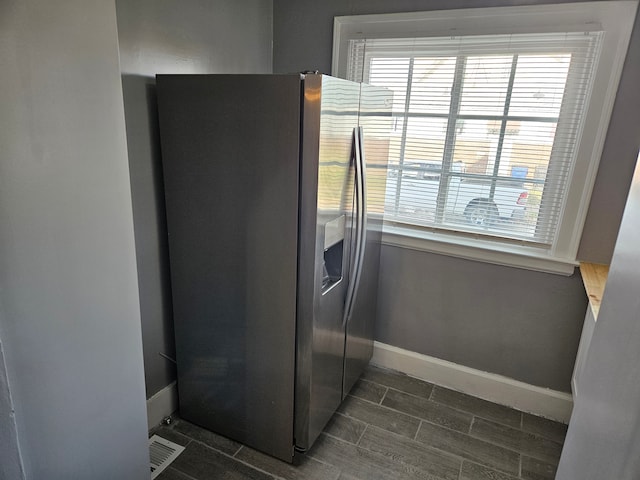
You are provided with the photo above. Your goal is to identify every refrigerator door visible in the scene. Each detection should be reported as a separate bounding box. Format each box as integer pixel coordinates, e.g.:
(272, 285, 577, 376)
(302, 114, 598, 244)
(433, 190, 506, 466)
(343, 84, 393, 397)
(157, 74, 302, 463)
(295, 75, 360, 451)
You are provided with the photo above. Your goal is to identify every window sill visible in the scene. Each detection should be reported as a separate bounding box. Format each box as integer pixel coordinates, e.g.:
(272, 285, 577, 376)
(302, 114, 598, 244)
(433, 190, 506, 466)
(381, 224, 578, 275)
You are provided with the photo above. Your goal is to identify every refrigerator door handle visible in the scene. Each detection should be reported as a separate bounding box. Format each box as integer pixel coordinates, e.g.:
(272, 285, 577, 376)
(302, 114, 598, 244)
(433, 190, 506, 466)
(342, 128, 361, 327)
(350, 127, 368, 320)
(343, 127, 367, 327)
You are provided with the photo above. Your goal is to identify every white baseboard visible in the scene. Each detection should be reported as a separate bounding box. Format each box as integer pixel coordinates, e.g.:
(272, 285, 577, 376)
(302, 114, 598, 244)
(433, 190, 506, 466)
(371, 341, 573, 424)
(146, 381, 178, 431)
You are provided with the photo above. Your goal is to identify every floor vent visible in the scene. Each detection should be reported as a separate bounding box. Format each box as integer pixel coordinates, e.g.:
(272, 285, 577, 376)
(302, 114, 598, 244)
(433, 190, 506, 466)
(149, 434, 185, 479)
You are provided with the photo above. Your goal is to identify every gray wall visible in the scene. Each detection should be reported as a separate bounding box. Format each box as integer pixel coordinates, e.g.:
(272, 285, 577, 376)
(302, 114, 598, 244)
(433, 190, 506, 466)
(557, 154, 640, 479)
(273, 0, 640, 391)
(578, 5, 640, 263)
(0, 341, 23, 479)
(115, 0, 273, 398)
(0, 0, 149, 478)
(377, 248, 586, 391)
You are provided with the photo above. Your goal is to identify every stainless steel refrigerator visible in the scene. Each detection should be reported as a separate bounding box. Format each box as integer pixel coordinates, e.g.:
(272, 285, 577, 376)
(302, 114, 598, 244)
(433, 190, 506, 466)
(156, 73, 391, 462)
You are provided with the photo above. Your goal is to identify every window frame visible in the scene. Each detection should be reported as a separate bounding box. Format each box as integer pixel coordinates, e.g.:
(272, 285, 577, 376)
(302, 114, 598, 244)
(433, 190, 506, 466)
(360, 38, 591, 247)
(332, 1, 638, 275)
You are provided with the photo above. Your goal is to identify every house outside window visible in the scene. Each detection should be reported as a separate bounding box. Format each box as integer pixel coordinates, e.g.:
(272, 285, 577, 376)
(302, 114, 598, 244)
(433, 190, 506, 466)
(332, 2, 637, 274)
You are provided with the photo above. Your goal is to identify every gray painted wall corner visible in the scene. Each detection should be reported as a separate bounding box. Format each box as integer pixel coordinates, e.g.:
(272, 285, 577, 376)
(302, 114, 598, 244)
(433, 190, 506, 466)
(0, 0, 149, 477)
(115, 0, 274, 400)
(0, 339, 24, 480)
(376, 246, 587, 392)
(557, 157, 640, 479)
(577, 6, 640, 263)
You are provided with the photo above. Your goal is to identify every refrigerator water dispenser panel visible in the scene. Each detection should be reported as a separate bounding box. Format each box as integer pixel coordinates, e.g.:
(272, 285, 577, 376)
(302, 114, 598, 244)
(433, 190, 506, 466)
(322, 215, 346, 293)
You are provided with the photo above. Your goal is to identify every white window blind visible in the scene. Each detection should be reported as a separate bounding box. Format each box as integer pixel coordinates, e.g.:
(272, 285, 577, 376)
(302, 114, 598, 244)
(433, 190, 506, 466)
(347, 32, 603, 248)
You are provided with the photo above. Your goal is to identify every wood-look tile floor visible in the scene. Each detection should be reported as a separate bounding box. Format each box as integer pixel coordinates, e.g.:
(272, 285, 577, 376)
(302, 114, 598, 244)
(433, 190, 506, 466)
(153, 365, 567, 480)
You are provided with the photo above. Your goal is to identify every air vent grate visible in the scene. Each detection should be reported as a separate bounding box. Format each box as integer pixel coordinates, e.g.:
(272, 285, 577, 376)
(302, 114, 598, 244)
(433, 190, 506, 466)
(149, 434, 185, 479)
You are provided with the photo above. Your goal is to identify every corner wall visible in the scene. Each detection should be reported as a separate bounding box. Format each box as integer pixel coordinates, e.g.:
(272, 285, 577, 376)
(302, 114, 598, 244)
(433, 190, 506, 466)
(0, 340, 23, 479)
(0, 0, 149, 477)
(377, 248, 586, 391)
(115, 0, 273, 399)
(557, 155, 640, 479)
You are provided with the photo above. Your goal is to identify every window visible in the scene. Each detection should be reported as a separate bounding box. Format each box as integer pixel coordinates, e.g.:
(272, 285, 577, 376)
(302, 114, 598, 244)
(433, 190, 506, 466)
(333, 2, 637, 274)
(350, 33, 596, 247)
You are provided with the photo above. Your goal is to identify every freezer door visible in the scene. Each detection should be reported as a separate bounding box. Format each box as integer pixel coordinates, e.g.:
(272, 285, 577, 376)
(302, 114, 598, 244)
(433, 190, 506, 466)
(343, 83, 393, 397)
(295, 75, 360, 451)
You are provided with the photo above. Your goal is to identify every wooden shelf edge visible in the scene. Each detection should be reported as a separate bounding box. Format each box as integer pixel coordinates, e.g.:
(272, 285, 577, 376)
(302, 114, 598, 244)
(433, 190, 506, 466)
(579, 262, 609, 319)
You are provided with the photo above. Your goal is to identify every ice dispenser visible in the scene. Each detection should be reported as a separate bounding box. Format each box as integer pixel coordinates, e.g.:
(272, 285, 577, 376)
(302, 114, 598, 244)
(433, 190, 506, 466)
(322, 215, 346, 292)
